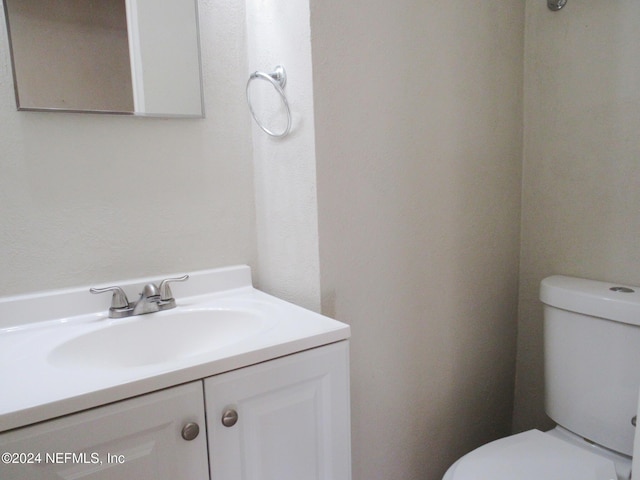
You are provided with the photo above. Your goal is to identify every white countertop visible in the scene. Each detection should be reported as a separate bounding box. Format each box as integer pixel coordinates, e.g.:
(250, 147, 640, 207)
(0, 266, 350, 432)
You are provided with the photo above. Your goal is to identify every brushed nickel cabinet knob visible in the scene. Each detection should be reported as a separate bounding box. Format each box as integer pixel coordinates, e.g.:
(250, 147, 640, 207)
(181, 422, 200, 441)
(222, 408, 238, 427)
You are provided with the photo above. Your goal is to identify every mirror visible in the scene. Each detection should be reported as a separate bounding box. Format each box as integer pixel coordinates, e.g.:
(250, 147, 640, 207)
(2, 0, 204, 117)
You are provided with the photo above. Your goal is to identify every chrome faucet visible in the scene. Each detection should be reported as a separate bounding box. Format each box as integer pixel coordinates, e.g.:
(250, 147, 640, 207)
(90, 275, 189, 318)
(131, 283, 162, 316)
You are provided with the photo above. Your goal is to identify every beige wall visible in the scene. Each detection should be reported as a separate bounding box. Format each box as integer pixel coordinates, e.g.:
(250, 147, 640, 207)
(0, 1, 256, 295)
(513, 0, 640, 433)
(311, 2, 524, 478)
(245, 0, 322, 312)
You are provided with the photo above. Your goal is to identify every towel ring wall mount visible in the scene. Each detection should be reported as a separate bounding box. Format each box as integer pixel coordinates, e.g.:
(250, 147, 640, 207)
(246, 65, 292, 138)
(547, 0, 567, 11)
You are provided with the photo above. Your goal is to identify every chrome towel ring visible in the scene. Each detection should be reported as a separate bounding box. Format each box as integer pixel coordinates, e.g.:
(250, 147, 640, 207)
(246, 65, 292, 138)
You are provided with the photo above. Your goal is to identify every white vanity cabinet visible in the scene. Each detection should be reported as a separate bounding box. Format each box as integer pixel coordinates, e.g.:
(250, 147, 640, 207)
(205, 341, 351, 480)
(0, 381, 209, 480)
(0, 342, 351, 480)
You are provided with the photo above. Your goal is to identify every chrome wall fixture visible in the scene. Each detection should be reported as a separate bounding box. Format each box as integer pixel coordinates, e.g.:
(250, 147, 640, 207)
(246, 65, 292, 138)
(548, 0, 567, 11)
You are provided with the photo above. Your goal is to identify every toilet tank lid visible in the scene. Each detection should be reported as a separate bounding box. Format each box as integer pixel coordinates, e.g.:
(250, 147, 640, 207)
(450, 430, 617, 480)
(541, 275, 640, 327)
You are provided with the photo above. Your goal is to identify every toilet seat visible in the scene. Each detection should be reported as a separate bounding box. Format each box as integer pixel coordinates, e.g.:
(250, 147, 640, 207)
(444, 430, 617, 480)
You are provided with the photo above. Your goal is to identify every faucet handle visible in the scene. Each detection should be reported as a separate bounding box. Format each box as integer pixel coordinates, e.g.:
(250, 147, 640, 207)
(159, 274, 189, 301)
(90, 286, 130, 309)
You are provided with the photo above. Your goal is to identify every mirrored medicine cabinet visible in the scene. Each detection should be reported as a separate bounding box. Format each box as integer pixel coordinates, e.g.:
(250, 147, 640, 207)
(2, 0, 204, 117)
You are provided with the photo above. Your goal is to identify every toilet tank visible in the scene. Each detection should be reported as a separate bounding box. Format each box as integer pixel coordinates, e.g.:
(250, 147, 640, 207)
(541, 275, 640, 457)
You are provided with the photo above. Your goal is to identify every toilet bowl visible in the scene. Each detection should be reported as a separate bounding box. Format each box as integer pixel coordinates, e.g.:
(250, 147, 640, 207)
(442, 276, 640, 480)
(443, 427, 629, 480)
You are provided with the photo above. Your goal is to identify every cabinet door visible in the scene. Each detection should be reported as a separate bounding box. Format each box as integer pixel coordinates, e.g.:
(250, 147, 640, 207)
(0, 381, 209, 480)
(205, 341, 351, 480)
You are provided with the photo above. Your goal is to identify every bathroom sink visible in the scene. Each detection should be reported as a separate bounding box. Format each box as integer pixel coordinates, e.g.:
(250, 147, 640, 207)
(48, 308, 271, 368)
(0, 266, 351, 433)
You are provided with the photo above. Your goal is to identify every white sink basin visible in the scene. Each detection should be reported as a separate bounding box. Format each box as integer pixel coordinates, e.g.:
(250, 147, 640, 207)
(48, 308, 272, 368)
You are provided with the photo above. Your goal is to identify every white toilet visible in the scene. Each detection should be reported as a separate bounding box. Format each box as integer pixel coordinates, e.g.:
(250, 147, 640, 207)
(443, 275, 640, 480)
